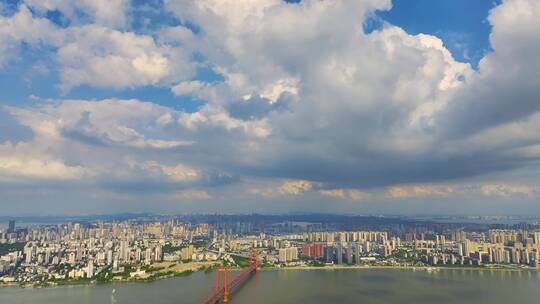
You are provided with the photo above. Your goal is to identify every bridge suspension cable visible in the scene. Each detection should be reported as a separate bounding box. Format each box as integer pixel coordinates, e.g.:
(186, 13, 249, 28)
(202, 251, 259, 304)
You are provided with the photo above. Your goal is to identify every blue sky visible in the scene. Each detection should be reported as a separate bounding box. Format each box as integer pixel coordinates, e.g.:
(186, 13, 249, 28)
(379, 0, 500, 67)
(0, 0, 539, 215)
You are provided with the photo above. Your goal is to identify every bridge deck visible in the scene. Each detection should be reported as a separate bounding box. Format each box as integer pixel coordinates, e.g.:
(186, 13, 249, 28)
(202, 267, 257, 304)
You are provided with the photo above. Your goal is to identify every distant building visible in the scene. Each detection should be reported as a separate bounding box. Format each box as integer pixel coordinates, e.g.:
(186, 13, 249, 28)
(336, 245, 343, 264)
(278, 247, 298, 263)
(345, 246, 353, 264)
(324, 246, 334, 263)
(278, 248, 287, 262)
(7, 220, 15, 233)
(463, 240, 471, 257)
(355, 243, 362, 264)
(180, 245, 194, 261)
(363, 241, 370, 253)
(87, 259, 94, 278)
(457, 243, 463, 256)
(301, 243, 324, 258)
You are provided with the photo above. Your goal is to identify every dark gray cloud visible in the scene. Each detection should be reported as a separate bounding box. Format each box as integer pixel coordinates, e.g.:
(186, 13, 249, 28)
(227, 93, 292, 120)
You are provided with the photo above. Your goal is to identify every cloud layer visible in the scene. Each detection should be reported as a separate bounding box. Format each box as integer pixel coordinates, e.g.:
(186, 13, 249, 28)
(0, 0, 539, 215)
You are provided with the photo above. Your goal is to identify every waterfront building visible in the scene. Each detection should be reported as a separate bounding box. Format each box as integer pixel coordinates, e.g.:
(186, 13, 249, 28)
(336, 245, 343, 264)
(355, 243, 362, 264)
(324, 246, 334, 264)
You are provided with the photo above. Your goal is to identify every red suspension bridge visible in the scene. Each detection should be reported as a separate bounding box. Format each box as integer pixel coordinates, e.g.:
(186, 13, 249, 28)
(202, 252, 259, 303)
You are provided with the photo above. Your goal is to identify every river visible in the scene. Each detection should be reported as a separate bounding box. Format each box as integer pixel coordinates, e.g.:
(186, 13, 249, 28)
(1, 268, 539, 303)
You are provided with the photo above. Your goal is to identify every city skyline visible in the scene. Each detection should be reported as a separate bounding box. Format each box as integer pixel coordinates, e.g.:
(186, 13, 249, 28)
(3, 213, 540, 302)
(1, 0, 540, 216)
(2, 213, 540, 289)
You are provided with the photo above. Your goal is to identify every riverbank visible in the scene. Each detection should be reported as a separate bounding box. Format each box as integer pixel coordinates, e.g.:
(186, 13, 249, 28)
(0, 261, 218, 288)
(264, 263, 540, 273)
(2, 262, 538, 288)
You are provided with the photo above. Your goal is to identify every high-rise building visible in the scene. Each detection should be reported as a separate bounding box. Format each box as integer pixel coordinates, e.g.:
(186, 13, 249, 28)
(288, 247, 298, 261)
(145, 248, 153, 263)
(107, 250, 113, 265)
(363, 241, 370, 253)
(278, 248, 287, 262)
(345, 245, 353, 264)
(522, 249, 530, 265)
(7, 220, 15, 233)
(24, 244, 33, 264)
(87, 259, 94, 278)
(278, 247, 298, 263)
(336, 245, 343, 264)
(68, 252, 76, 264)
(355, 243, 362, 264)
(463, 240, 471, 257)
(534, 232, 540, 245)
(383, 244, 392, 257)
(504, 250, 511, 264)
(119, 240, 129, 262)
(457, 243, 463, 256)
(301, 243, 324, 258)
(324, 246, 334, 263)
(180, 245, 194, 261)
(154, 246, 162, 262)
(301, 244, 311, 257)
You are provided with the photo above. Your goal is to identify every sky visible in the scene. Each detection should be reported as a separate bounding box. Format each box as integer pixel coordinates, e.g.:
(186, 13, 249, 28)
(0, 0, 539, 216)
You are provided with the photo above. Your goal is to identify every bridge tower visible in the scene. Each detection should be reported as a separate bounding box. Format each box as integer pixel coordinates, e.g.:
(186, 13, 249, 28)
(215, 267, 229, 303)
(248, 251, 260, 271)
(203, 251, 260, 304)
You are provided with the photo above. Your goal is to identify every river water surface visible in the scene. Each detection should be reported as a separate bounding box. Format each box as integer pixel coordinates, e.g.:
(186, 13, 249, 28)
(1, 268, 539, 303)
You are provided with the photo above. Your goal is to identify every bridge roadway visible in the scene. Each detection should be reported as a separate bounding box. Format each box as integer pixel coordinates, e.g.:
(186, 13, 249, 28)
(202, 252, 259, 304)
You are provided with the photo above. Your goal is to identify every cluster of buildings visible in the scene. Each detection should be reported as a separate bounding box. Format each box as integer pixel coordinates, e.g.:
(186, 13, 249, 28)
(2, 216, 540, 285)
(417, 229, 540, 267)
(0, 220, 212, 284)
(213, 231, 397, 266)
(213, 228, 540, 268)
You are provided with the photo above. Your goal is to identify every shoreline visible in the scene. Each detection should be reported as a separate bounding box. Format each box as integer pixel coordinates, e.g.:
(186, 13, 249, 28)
(0, 269, 199, 289)
(263, 264, 540, 272)
(2, 264, 538, 289)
